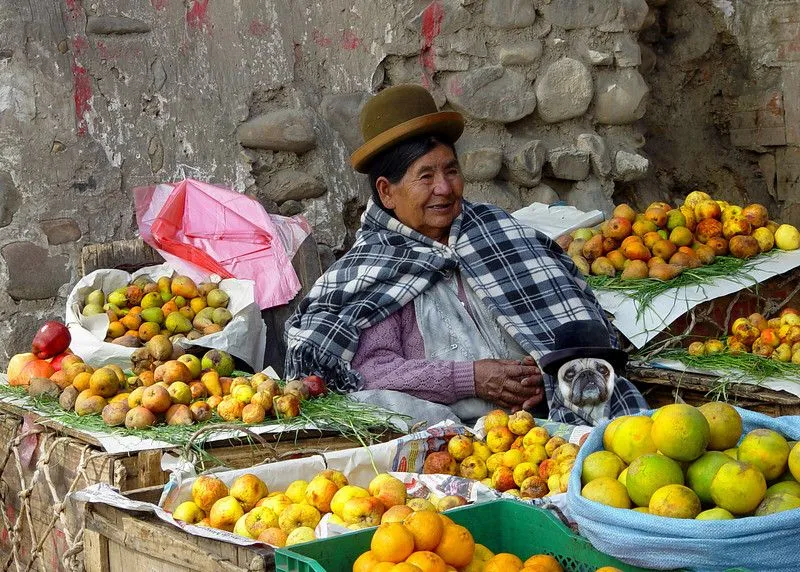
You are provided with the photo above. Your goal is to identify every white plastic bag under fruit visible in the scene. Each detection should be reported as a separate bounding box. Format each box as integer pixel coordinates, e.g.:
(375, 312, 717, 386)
(65, 263, 266, 371)
(567, 408, 800, 572)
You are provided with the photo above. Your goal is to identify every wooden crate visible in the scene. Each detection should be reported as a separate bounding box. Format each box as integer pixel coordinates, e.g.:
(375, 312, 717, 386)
(83, 487, 273, 572)
(0, 403, 381, 571)
(628, 364, 800, 416)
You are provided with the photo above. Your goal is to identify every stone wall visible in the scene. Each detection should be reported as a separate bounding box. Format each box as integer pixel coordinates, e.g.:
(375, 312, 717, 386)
(0, 0, 793, 366)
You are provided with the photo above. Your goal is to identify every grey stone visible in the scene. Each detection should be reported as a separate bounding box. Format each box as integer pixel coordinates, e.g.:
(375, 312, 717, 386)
(0, 171, 20, 228)
(86, 15, 151, 35)
(406, 0, 472, 35)
(320, 93, 366, 152)
(317, 244, 337, 272)
(599, 0, 650, 31)
(613, 150, 650, 181)
(499, 41, 543, 66)
(594, 69, 649, 125)
(463, 181, 524, 212)
(520, 183, 559, 206)
(484, 0, 536, 29)
(547, 148, 591, 180)
(460, 147, 503, 181)
(448, 29, 488, 57)
(586, 50, 614, 65)
(279, 200, 305, 216)
(2, 242, 71, 301)
(264, 170, 326, 203)
(576, 133, 612, 177)
(563, 177, 615, 216)
(501, 140, 547, 187)
(614, 35, 641, 67)
(148, 135, 164, 173)
(434, 50, 471, 71)
(237, 110, 316, 153)
(541, 0, 619, 29)
(40, 218, 82, 245)
(535, 58, 593, 123)
(639, 43, 657, 74)
(444, 66, 536, 123)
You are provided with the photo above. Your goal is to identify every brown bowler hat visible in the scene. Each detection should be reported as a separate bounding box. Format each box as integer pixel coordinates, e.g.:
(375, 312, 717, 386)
(350, 84, 464, 173)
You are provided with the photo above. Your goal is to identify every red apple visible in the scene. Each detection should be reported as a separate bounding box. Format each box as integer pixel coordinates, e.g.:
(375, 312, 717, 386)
(31, 321, 71, 359)
(48, 351, 72, 372)
(301, 374, 328, 397)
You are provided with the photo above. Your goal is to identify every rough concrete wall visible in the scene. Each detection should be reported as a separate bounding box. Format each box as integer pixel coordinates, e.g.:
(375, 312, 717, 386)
(0, 0, 792, 367)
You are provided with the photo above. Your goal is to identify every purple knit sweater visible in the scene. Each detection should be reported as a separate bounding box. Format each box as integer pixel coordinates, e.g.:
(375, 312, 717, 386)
(351, 296, 476, 406)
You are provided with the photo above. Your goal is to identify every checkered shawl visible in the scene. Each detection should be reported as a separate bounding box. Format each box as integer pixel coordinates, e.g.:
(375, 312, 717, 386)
(285, 200, 647, 423)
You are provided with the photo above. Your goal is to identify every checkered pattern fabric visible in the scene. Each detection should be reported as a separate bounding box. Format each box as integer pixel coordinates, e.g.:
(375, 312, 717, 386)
(285, 200, 647, 422)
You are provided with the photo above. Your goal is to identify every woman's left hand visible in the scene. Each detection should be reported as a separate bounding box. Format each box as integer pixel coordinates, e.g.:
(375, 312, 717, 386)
(511, 356, 544, 413)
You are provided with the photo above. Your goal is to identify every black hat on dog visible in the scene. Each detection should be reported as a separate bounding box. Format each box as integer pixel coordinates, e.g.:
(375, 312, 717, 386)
(538, 320, 628, 376)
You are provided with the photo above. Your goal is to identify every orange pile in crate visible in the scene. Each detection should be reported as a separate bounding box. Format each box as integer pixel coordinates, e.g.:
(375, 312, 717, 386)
(688, 307, 800, 363)
(559, 190, 800, 280)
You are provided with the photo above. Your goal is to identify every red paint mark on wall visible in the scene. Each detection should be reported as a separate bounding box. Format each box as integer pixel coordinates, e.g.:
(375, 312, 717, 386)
(64, 0, 82, 21)
(313, 29, 332, 47)
(249, 19, 270, 36)
(419, 1, 444, 87)
(766, 92, 784, 116)
(71, 58, 92, 136)
(341, 29, 361, 50)
(186, 0, 212, 34)
(448, 77, 463, 97)
(71, 35, 88, 56)
(151, 0, 168, 10)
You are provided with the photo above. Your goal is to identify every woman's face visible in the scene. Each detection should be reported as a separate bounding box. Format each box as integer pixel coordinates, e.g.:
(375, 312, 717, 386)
(376, 144, 464, 243)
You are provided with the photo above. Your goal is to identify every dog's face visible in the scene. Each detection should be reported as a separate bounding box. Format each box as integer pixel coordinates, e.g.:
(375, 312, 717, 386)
(557, 357, 615, 408)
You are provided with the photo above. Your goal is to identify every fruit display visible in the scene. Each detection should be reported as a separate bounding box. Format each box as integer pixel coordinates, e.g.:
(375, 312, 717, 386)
(685, 306, 800, 364)
(173, 469, 462, 548)
(422, 410, 582, 498)
(580, 402, 800, 519)
(80, 274, 234, 347)
(5, 325, 328, 430)
(557, 191, 800, 281)
(350, 516, 618, 572)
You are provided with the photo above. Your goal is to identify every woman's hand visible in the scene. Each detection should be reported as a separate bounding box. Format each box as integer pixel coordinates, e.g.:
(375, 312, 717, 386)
(474, 356, 544, 411)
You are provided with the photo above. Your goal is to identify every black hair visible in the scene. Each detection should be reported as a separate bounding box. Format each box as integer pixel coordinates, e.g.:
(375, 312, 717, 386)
(366, 135, 456, 209)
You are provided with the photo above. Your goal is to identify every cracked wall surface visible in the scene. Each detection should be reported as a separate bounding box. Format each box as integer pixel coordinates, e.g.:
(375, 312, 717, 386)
(0, 0, 794, 366)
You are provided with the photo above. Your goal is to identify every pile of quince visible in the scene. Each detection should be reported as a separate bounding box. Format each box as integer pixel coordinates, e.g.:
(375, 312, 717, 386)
(81, 274, 233, 347)
(422, 410, 581, 498)
(688, 307, 800, 364)
(560, 190, 800, 281)
(173, 469, 463, 548)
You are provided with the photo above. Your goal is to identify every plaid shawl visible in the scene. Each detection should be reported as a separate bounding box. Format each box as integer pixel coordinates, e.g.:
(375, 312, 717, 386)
(285, 200, 647, 423)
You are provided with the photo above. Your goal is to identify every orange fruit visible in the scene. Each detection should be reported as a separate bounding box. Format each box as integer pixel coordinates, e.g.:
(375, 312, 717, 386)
(353, 550, 382, 572)
(373, 563, 396, 572)
(391, 564, 423, 572)
(434, 524, 475, 568)
(372, 523, 415, 563)
(405, 551, 447, 572)
(523, 554, 563, 572)
(484, 553, 524, 572)
(403, 510, 444, 552)
(438, 514, 454, 528)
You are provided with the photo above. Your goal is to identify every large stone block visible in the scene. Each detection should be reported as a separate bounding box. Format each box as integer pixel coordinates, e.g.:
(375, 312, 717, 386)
(540, 0, 619, 29)
(563, 177, 615, 217)
(320, 93, 366, 152)
(484, 0, 536, 29)
(86, 16, 151, 35)
(576, 133, 612, 177)
(593, 69, 649, 124)
(2, 242, 71, 301)
(547, 148, 591, 181)
(262, 170, 327, 203)
(599, 0, 650, 32)
(463, 181, 525, 212)
(445, 66, 536, 123)
(614, 35, 642, 67)
(0, 171, 19, 228)
(498, 41, 542, 66)
(460, 146, 503, 181)
(520, 183, 559, 206)
(501, 140, 547, 187)
(535, 58, 593, 123)
(40, 218, 82, 245)
(237, 110, 316, 153)
(613, 150, 650, 181)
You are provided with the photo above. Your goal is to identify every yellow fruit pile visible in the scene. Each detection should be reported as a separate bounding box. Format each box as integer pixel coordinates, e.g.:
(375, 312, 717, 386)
(688, 307, 800, 364)
(422, 410, 581, 498)
(560, 190, 800, 280)
(174, 470, 460, 549)
(581, 402, 800, 519)
(81, 275, 233, 347)
(10, 335, 305, 429)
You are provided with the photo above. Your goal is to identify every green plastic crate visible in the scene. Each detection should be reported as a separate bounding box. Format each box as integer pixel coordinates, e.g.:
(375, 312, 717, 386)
(275, 499, 650, 572)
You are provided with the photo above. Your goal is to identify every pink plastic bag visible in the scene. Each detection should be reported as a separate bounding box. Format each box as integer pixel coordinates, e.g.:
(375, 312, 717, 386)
(133, 179, 301, 310)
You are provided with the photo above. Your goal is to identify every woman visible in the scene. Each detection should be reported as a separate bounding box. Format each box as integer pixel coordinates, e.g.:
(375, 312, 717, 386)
(285, 84, 647, 425)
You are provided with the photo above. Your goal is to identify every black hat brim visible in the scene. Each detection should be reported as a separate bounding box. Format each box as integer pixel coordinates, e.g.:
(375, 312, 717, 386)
(538, 347, 628, 377)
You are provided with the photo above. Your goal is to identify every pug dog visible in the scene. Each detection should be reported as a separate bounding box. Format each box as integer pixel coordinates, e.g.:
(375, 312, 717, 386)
(556, 357, 616, 425)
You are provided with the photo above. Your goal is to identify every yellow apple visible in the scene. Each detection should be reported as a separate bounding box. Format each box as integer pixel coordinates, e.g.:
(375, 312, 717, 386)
(244, 506, 279, 538)
(435, 495, 467, 511)
(257, 492, 292, 517)
(229, 474, 268, 512)
(277, 503, 322, 533)
(304, 476, 339, 513)
(233, 514, 253, 538)
(331, 485, 370, 518)
(191, 475, 229, 512)
(406, 497, 437, 512)
(342, 496, 385, 526)
(177, 353, 202, 378)
(447, 435, 474, 461)
(507, 410, 535, 435)
(368, 474, 408, 510)
(380, 504, 414, 523)
(459, 456, 488, 480)
(208, 496, 244, 532)
(285, 480, 308, 504)
(522, 427, 550, 447)
(483, 409, 510, 431)
(472, 441, 491, 461)
(286, 526, 316, 546)
(512, 462, 539, 487)
(172, 500, 205, 524)
(315, 469, 348, 489)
